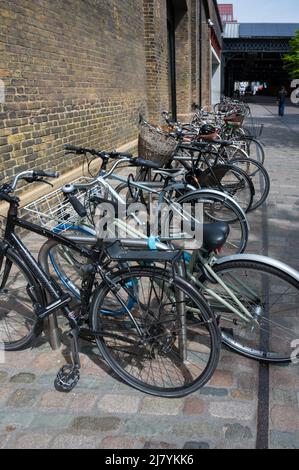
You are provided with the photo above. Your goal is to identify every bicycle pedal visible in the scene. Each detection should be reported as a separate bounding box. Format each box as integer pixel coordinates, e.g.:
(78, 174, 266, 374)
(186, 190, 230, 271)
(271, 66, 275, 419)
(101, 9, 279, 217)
(54, 365, 80, 392)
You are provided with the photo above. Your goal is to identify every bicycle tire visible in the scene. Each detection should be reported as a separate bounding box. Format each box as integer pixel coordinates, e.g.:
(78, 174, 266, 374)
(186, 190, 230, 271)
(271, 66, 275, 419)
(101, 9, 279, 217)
(228, 158, 270, 212)
(91, 266, 220, 397)
(165, 189, 249, 255)
(0, 247, 43, 350)
(200, 258, 299, 362)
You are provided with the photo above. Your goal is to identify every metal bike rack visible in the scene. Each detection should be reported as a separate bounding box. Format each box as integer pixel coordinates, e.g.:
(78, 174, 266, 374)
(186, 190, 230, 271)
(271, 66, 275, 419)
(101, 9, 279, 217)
(38, 238, 62, 350)
(38, 235, 98, 350)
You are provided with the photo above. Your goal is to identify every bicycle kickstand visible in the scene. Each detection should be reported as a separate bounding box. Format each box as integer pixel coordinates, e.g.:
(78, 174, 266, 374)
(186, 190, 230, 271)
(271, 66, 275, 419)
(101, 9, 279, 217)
(54, 329, 81, 392)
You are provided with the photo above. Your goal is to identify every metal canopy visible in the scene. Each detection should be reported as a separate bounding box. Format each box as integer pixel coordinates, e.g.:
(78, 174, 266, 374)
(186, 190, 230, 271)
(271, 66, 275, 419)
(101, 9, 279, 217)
(239, 23, 299, 38)
(223, 38, 292, 54)
(223, 22, 299, 39)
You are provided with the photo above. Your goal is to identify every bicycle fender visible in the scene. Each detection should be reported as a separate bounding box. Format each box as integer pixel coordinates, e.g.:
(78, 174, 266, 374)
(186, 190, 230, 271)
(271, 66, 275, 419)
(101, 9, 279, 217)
(213, 254, 299, 283)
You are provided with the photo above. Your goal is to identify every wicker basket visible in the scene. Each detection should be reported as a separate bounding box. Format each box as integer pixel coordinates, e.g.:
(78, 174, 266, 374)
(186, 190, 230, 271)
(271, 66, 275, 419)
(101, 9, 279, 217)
(138, 123, 178, 167)
(197, 132, 218, 142)
(224, 113, 244, 125)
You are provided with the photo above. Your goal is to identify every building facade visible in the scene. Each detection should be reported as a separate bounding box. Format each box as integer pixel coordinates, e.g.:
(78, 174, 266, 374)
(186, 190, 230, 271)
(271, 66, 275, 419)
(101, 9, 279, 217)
(218, 3, 237, 24)
(0, 0, 222, 181)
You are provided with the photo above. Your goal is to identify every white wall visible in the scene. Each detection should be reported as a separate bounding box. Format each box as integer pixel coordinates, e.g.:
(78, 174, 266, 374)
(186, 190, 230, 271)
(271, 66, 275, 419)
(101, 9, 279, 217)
(211, 46, 221, 105)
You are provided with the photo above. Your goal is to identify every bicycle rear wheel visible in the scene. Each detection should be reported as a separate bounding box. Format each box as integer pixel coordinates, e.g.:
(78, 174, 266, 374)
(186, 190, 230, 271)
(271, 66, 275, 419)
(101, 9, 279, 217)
(228, 158, 270, 211)
(91, 266, 220, 397)
(165, 190, 249, 255)
(201, 258, 299, 362)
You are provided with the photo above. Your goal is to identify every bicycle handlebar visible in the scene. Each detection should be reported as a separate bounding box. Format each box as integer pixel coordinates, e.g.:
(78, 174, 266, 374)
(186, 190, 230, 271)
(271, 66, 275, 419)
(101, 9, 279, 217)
(67, 194, 87, 218)
(10, 170, 59, 191)
(64, 144, 161, 170)
(64, 144, 133, 160)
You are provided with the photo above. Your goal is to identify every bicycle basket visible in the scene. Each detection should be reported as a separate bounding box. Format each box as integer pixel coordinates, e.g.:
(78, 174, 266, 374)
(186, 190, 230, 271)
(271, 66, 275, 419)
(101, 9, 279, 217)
(224, 113, 245, 125)
(138, 123, 178, 167)
(21, 177, 98, 231)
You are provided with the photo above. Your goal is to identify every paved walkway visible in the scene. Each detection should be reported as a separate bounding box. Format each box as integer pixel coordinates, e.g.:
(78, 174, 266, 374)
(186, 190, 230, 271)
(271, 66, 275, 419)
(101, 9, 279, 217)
(0, 100, 299, 449)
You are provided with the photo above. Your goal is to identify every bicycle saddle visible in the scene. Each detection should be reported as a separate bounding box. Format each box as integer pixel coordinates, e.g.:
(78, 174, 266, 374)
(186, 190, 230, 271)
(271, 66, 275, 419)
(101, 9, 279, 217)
(202, 222, 230, 253)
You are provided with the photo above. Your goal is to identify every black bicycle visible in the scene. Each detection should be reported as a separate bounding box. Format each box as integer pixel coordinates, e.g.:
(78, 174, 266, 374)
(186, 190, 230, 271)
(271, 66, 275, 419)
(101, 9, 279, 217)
(0, 169, 220, 397)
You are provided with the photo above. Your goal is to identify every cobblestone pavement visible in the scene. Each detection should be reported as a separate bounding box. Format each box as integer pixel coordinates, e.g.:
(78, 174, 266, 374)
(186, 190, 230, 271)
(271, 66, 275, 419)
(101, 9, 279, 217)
(0, 100, 299, 449)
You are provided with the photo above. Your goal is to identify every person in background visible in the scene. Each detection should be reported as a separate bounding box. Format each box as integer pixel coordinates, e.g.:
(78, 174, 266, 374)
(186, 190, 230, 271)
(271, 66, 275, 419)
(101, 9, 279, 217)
(277, 86, 288, 117)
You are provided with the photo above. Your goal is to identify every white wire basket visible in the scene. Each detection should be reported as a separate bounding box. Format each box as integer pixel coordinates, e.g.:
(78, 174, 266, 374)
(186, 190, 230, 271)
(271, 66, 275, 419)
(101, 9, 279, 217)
(22, 177, 99, 231)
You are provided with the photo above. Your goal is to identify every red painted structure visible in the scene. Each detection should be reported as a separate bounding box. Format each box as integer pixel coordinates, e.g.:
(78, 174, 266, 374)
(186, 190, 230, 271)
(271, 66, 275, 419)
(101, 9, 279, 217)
(218, 3, 237, 23)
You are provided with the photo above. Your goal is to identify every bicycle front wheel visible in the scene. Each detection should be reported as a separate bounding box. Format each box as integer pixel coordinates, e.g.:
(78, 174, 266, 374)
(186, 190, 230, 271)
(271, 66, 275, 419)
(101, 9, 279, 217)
(91, 266, 220, 397)
(201, 258, 299, 362)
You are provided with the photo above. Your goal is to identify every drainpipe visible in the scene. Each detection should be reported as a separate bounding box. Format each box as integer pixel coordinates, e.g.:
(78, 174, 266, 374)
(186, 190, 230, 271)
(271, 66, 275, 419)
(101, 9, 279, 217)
(198, 0, 203, 107)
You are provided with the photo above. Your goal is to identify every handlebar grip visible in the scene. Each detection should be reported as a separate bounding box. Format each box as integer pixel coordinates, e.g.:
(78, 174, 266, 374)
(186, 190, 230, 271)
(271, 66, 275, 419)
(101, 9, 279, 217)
(33, 170, 60, 178)
(67, 194, 87, 218)
(64, 144, 83, 152)
(108, 151, 133, 159)
(134, 158, 161, 170)
(118, 152, 133, 159)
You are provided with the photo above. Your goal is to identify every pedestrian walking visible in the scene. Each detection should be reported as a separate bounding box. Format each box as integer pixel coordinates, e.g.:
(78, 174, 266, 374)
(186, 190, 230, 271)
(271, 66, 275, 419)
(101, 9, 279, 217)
(277, 86, 288, 117)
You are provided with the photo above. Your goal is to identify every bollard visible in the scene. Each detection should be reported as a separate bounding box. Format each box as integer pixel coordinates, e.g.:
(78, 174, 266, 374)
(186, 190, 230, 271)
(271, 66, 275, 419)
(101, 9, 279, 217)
(38, 239, 62, 350)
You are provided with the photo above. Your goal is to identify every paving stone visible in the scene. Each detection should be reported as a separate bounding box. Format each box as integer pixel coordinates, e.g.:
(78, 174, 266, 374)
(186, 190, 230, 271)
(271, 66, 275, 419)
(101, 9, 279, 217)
(10, 373, 36, 384)
(0, 433, 10, 449)
(68, 392, 98, 413)
(0, 385, 13, 403)
(0, 411, 35, 428)
(183, 441, 210, 449)
(144, 441, 177, 449)
(209, 402, 255, 421)
(98, 394, 140, 414)
(270, 430, 299, 449)
(140, 397, 183, 416)
(273, 369, 299, 389)
(220, 355, 257, 372)
(272, 388, 298, 407)
(200, 387, 228, 397)
(70, 416, 122, 433)
(183, 397, 205, 416)
(34, 374, 56, 386)
(30, 413, 73, 429)
(50, 433, 97, 449)
(100, 436, 144, 449)
(230, 390, 254, 401)
(9, 432, 53, 449)
(0, 371, 8, 382)
(3, 350, 35, 369)
(208, 370, 234, 388)
(173, 421, 221, 439)
(270, 406, 299, 432)
(238, 373, 258, 391)
(39, 391, 72, 410)
(125, 418, 173, 437)
(223, 423, 253, 440)
(7, 388, 40, 408)
(30, 351, 64, 371)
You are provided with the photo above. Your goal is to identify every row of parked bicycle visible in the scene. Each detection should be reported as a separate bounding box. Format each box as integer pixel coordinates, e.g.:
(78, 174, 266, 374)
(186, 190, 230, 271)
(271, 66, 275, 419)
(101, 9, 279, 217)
(0, 98, 298, 397)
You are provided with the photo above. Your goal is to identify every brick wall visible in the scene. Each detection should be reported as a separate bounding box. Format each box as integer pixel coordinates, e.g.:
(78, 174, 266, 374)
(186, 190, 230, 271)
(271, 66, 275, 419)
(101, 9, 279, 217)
(175, 2, 191, 116)
(143, 0, 170, 121)
(0, 0, 222, 182)
(0, 0, 147, 179)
